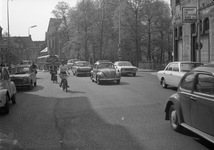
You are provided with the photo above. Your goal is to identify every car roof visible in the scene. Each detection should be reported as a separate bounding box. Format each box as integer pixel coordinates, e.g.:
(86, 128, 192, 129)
(193, 64, 214, 73)
(95, 60, 111, 63)
(75, 61, 89, 63)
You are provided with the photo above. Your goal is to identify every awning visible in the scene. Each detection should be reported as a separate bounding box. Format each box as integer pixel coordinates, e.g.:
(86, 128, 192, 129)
(40, 47, 48, 53)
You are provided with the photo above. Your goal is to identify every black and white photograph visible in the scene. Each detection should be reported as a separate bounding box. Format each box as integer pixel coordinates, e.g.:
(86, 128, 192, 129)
(0, 0, 214, 149)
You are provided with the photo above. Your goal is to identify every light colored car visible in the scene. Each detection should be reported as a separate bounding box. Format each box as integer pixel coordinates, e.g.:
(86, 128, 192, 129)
(67, 59, 80, 70)
(71, 61, 92, 76)
(165, 64, 214, 143)
(114, 61, 138, 76)
(157, 61, 203, 88)
(0, 67, 17, 114)
(10, 65, 37, 90)
(91, 60, 121, 84)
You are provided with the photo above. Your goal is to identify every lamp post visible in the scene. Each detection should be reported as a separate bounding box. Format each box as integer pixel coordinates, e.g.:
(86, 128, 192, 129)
(28, 25, 37, 36)
(7, 0, 12, 68)
(197, 0, 201, 62)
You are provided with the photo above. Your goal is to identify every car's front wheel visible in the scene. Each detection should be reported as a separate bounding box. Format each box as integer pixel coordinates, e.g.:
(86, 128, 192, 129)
(11, 94, 16, 104)
(169, 105, 181, 132)
(161, 78, 168, 88)
(29, 81, 33, 90)
(4, 96, 9, 114)
(133, 73, 136, 76)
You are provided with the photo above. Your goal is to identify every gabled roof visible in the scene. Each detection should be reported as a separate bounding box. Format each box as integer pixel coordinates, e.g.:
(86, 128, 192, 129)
(47, 18, 62, 35)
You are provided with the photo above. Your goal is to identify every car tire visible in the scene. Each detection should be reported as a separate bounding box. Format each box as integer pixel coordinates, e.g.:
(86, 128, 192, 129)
(4, 96, 9, 114)
(34, 81, 37, 86)
(29, 81, 33, 90)
(169, 105, 181, 132)
(116, 80, 120, 84)
(133, 73, 136, 76)
(11, 94, 16, 104)
(162, 78, 168, 88)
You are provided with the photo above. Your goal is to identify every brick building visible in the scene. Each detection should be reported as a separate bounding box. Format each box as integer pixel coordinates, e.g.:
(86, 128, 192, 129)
(171, 0, 214, 63)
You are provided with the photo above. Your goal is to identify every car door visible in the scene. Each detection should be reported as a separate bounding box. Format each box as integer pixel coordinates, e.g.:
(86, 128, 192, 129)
(191, 73, 214, 135)
(2, 68, 12, 98)
(164, 63, 174, 86)
(179, 73, 195, 125)
(170, 63, 180, 87)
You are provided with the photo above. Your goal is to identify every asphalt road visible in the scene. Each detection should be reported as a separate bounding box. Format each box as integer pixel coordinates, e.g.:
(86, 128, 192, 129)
(0, 70, 213, 150)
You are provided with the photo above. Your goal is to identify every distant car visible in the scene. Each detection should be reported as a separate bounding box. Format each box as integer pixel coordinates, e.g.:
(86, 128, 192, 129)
(0, 67, 17, 114)
(72, 61, 92, 76)
(67, 59, 80, 70)
(10, 64, 37, 90)
(157, 61, 203, 88)
(91, 60, 121, 84)
(114, 61, 138, 76)
(164, 64, 214, 144)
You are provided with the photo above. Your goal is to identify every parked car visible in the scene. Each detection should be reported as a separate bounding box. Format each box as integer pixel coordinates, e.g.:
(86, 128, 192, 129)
(91, 60, 121, 84)
(164, 64, 214, 144)
(157, 61, 203, 88)
(72, 61, 92, 76)
(67, 59, 80, 70)
(114, 61, 138, 76)
(0, 67, 17, 114)
(10, 64, 37, 90)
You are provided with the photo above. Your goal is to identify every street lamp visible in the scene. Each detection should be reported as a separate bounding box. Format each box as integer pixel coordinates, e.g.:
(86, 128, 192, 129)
(7, 0, 12, 68)
(28, 25, 37, 36)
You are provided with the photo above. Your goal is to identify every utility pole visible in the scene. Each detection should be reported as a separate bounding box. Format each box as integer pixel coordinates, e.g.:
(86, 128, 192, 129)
(197, 0, 201, 62)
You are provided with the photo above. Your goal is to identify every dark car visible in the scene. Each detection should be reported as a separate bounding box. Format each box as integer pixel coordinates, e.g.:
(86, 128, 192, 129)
(10, 65, 37, 90)
(91, 60, 121, 84)
(164, 64, 214, 144)
(71, 61, 92, 76)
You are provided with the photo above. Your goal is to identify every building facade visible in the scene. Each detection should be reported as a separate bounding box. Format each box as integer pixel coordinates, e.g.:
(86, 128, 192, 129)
(171, 0, 214, 63)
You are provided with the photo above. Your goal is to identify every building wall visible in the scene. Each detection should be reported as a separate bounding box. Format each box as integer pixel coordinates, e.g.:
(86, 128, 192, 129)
(172, 0, 214, 63)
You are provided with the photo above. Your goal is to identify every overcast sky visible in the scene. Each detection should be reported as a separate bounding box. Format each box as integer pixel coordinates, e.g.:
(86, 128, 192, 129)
(0, 0, 170, 41)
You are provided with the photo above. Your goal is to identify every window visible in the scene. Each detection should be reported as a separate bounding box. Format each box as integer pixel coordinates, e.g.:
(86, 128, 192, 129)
(195, 74, 214, 95)
(174, 28, 178, 38)
(180, 74, 195, 91)
(191, 23, 196, 34)
(204, 18, 209, 32)
(166, 64, 173, 71)
(173, 64, 179, 72)
(179, 26, 182, 37)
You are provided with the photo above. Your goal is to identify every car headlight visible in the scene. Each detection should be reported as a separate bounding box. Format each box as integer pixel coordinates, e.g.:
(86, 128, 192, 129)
(23, 77, 29, 82)
(97, 72, 104, 78)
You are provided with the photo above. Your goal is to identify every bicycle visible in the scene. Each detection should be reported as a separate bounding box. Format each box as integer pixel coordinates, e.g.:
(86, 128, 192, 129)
(59, 73, 69, 92)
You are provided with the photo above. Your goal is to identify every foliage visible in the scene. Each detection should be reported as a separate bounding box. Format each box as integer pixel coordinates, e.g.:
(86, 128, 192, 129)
(51, 0, 173, 65)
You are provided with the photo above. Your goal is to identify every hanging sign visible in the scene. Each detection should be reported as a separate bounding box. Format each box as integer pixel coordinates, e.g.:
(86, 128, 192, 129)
(182, 7, 197, 23)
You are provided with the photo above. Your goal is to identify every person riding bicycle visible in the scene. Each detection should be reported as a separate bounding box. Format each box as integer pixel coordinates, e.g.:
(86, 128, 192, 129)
(59, 60, 69, 88)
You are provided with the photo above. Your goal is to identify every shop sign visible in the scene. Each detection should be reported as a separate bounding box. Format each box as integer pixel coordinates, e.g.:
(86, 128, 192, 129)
(182, 7, 197, 23)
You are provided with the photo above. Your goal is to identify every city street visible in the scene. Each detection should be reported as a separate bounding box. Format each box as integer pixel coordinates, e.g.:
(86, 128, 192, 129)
(0, 70, 213, 150)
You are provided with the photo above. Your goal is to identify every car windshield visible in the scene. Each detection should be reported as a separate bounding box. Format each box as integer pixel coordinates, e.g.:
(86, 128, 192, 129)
(118, 62, 132, 66)
(98, 63, 114, 69)
(180, 63, 203, 72)
(76, 62, 90, 67)
(14, 67, 30, 74)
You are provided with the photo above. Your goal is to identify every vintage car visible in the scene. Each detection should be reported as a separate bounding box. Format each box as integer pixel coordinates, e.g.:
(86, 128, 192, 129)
(157, 61, 203, 88)
(10, 65, 37, 90)
(114, 61, 138, 76)
(0, 67, 17, 114)
(71, 61, 92, 76)
(164, 64, 214, 144)
(67, 59, 80, 70)
(91, 60, 121, 84)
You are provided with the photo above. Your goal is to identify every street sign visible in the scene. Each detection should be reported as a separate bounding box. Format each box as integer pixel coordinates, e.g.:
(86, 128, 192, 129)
(182, 7, 197, 23)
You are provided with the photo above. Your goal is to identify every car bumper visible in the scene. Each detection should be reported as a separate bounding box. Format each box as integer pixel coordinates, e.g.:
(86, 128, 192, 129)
(121, 71, 137, 74)
(99, 77, 120, 81)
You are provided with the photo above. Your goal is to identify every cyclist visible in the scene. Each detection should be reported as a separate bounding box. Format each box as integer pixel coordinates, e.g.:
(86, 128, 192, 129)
(59, 60, 69, 88)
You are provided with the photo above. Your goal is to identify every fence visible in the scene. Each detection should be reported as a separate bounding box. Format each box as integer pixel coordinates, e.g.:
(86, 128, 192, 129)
(138, 61, 169, 70)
